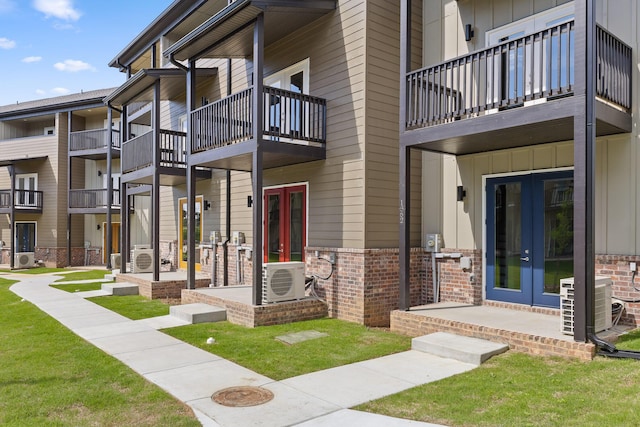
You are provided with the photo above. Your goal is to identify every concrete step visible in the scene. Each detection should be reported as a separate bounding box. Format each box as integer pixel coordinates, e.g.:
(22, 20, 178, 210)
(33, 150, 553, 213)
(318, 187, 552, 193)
(412, 332, 509, 365)
(102, 282, 139, 296)
(104, 274, 117, 281)
(170, 303, 227, 324)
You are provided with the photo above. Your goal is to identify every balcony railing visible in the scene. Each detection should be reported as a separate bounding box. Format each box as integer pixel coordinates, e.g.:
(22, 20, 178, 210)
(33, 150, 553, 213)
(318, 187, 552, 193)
(69, 189, 120, 209)
(0, 190, 43, 210)
(191, 86, 327, 154)
(69, 128, 121, 152)
(405, 22, 632, 129)
(121, 130, 187, 174)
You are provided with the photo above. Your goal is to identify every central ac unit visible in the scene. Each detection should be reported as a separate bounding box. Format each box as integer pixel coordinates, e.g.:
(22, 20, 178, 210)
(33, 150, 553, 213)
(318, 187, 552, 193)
(262, 261, 305, 303)
(132, 249, 154, 273)
(14, 252, 34, 268)
(560, 276, 613, 335)
(110, 253, 121, 269)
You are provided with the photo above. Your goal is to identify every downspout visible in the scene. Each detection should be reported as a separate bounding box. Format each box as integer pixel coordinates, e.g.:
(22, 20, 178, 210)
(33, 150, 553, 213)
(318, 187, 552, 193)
(169, 53, 189, 73)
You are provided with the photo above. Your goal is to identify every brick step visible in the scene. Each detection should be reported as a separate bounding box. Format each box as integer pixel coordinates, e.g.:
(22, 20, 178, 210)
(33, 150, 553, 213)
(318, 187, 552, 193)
(101, 282, 139, 296)
(412, 332, 509, 365)
(170, 303, 227, 324)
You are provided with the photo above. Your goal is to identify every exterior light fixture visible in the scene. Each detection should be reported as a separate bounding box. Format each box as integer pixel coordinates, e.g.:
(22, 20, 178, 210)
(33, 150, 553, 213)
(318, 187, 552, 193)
(465, 24, 475, 42)
(457, 186, 467, 202)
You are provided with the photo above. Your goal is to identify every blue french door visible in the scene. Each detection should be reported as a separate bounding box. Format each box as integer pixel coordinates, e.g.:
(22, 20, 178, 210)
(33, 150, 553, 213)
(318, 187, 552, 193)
(486, 171, 573, 308)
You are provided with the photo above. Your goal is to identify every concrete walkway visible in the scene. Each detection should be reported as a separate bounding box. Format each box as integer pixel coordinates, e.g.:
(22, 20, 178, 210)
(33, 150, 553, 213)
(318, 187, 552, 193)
(10, 274, 476, 427)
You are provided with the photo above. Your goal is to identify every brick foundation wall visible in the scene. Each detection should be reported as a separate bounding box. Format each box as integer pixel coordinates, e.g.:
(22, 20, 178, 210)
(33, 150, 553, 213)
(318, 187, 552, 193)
(596, 254, 640, 326)
(119, 274, 211, 299)
(160, 240, 177, 271)
(200, 244, 253, 286)
(434, 249, 483, 305)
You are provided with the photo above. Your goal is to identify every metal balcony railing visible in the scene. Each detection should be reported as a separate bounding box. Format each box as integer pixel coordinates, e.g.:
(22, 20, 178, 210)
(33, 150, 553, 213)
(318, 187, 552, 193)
(69, 128, 120, 151)
(191, 86, 327, 154)
(405, 21, 632, 129)
(69, 189, 120, 209)
(121, 130, 187, 173)
(0, 190, 43, 210)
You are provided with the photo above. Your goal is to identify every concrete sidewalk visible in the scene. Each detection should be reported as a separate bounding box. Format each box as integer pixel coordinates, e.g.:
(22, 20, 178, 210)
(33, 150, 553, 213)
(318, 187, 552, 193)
(10, 274, 475, 427)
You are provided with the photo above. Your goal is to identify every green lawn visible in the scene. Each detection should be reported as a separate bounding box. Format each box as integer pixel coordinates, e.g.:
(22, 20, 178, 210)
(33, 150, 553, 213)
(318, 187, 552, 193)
(53, 269, 110, 282)
(164, 318, 411, 380)
(51, 282, 105, 293)
(357, 351, 640, 426)
(0, 277, 198, 426)
(0, 267, 68, 275)
(87, 295, 171, 320)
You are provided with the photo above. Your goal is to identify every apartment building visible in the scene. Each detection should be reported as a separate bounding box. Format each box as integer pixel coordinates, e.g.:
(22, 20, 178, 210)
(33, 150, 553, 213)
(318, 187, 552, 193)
(0, 89, 118, 268)
(398, 0, 639, 348)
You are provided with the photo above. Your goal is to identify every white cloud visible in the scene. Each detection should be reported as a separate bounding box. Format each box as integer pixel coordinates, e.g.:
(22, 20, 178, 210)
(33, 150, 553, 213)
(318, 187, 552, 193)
(0, 37, 16, 49)
(53, 59, 94, 72)
(22, 56, 42, 63)
(35, 89, 46, 95)
(33, 0, 81, 21)
(51, 87, 70, 95)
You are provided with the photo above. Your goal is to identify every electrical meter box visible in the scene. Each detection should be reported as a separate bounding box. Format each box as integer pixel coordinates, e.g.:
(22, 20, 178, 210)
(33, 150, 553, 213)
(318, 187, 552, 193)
(210, 231, 221, 244)
(425, 233, 443, 252)
(232, 231, 245, 245)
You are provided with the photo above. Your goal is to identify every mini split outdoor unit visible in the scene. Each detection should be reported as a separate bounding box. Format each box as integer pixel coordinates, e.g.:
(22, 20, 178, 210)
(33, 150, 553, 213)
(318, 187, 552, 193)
(110, 253, 121, 269)
(262, 261, 305, 303)
(131, 248, 153, 273)
(14, 252, 34, 268)
(560, 276, 613, 335)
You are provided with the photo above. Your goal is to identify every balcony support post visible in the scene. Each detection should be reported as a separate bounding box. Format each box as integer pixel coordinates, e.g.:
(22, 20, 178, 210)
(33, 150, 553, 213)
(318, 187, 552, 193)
(106, 107, 114, 269)
(224, 58, 233, 287)
(152, 79, 161, 281)
(9, 165, 15, 269)
(67, 111, 72, 267)
(187, 59, 197, 290)
(121, 107, 129, 273)
(252, 13, 265, 306)
(399, 0, 411, 310)
(572, 0, 596, 343)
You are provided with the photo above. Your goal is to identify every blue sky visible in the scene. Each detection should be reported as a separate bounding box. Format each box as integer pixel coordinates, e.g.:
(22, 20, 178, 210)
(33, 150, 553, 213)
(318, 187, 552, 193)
(0, 0, 174, 106)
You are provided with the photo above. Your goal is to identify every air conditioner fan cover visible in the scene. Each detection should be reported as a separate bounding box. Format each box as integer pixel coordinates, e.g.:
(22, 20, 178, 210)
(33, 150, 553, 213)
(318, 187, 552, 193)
(135, 253, 153, 270)
(270, 269, 294, 296)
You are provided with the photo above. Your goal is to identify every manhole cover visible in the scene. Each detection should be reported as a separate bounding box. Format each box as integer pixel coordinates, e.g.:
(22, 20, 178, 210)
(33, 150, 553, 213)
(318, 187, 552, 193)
(212, 386, 274, 407)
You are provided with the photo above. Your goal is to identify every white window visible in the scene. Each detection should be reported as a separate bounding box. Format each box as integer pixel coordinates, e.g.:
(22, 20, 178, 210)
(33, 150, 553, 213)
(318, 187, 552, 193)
(16, 173, 38, 207)
(264, 59, 310, 142)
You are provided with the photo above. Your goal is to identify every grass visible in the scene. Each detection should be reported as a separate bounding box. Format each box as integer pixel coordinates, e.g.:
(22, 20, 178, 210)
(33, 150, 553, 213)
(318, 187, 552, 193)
(164, 318, 411, 380)
(0, 267, 67, 274)
(53, 269, 110, 282)
(0, 277, 199, 426)
(51, 282, 105, 293)
(87, 295, 171, 320)
(357, 351, 640, 427)
(614, 328, 640, 351)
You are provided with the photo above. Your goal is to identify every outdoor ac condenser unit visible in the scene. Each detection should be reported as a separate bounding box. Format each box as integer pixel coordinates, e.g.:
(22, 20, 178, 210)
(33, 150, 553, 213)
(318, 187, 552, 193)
(14, 252, 34, 269)
(560, 276, 613, 335)
(262, 262, 305, 303)
(110, 253, 121, 269)
(131, 249, 153, 273)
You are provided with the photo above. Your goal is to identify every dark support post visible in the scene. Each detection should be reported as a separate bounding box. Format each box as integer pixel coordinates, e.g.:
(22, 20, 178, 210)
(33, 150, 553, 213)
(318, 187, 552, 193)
(187, 59, 197, 289)
(106, 107, 114, 269)
(121, 108, 129, 273)
(151, 43, 157, 68)
(152, 79, 161, 281)
(572, 0, 596, 342)
(9, 165, 15, 269)
(67, 111, 72, 266)
(224, 58, 233, 287)
(398, 0, 412, 310)
(251, 13, 265, 306)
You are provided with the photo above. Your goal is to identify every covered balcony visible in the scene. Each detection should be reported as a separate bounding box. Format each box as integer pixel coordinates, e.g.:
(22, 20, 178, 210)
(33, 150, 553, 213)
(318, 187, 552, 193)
(0, 189, 43, 214)
(68, 188, 120, 214)
(69, 128, 121, 159)
(401, 21, 632, 154)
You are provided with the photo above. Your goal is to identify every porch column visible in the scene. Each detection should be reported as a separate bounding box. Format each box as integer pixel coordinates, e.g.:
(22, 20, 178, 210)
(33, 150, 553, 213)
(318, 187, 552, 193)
(398, 0, 412, 310)
(187, 59, 197, 289)
(152, 79, 161, 281)
(106, 107, 114, 269)
(9, 165, 15, 269)
(572, 0, 596, 342)
(121, 108, 129, 273)
(252, 13, 265, 306)
(67, 111, 72, 266)
(224, 59, 233, 287)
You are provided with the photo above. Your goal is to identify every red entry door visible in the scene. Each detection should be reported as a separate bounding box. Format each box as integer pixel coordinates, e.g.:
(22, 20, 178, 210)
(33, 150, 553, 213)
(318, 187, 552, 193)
(264, 185, 306, 263)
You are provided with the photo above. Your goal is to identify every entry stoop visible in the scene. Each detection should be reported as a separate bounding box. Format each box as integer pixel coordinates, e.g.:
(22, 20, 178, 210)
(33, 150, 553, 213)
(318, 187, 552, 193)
(102, 282, 139, 296)
(170, 303, 227, 324)
(412, 332, 509, 365)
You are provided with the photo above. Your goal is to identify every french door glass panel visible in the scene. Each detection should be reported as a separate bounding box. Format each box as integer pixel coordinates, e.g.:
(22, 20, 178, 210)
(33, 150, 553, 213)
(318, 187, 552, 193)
(15, 222, 36, 252)
(267, 193, 281, 262)
(179, 197, 202, 270)
(264, 186, 306, 263)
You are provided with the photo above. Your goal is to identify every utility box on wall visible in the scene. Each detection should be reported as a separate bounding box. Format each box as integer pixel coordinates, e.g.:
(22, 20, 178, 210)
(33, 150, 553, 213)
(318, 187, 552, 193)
(425, 233, 443, 252)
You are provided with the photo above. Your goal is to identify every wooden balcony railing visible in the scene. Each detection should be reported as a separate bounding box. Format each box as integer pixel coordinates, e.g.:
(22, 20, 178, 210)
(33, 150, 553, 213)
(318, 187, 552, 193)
(69, 128, 120, 152)
(69, 189, 120, 209)
(121, 130, 187, 174)
(0, 190, 43, 210)
(191, 86, 327, 154)
(405, 21, 632, 129)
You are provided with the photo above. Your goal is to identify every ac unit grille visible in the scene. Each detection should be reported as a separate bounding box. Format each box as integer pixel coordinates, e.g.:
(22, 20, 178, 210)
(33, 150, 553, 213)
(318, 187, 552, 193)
(19, 254, 29, 266)
(135, 253, 152, 270)
(111, 254, 121, 269)
(560, 277, 612, 335)
(262, 262, 305, 303)
(270, 269, 294, 296)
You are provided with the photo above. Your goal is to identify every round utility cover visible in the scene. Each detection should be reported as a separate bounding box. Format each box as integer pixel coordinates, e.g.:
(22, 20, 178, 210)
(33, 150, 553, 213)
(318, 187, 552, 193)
(211, 386, 274, 407)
